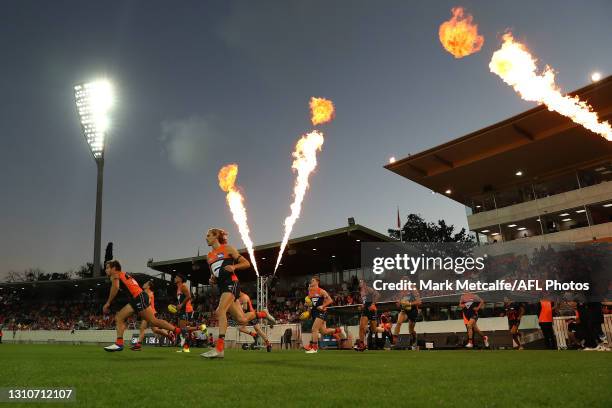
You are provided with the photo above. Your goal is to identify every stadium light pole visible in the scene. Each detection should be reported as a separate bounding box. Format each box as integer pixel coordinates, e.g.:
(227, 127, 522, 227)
(74, 80, 114, 277)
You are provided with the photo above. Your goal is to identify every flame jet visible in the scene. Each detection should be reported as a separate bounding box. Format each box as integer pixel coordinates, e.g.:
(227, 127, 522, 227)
(490, 33, 611, 141)
(273, 130, 325, 273)
(218, 164, 260, 276)
(310, 97, 335, 126)
(439, 7, 484, 58)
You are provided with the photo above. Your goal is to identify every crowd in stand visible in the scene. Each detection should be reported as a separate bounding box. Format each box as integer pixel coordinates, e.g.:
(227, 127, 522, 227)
(1, 244, 609, 331)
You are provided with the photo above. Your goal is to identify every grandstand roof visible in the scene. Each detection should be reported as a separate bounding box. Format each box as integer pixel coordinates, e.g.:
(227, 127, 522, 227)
(385, 75, 612, 206)
(147, 224, 393, 285)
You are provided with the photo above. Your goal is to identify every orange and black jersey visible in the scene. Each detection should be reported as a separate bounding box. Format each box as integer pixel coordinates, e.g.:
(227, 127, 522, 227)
(308, 287, 326, 309)
(117, 271, 143, 298)
(207, 244, 237, 281)
(177, 283, 193, 313)
(505, 302, 522, 321)
(460, 293, 482, 310)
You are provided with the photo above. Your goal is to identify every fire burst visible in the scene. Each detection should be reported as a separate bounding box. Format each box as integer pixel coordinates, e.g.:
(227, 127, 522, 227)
(439, 7, 484, 59)
(310, 97, 335, 126)
(274, 130, 325, 272)
(218, 164, 259, 276)
(490, 33, 612, 141)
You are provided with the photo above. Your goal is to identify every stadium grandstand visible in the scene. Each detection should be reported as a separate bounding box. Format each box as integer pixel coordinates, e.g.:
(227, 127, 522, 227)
(386, 75, 612, 245)
(0, 274, 178, 331)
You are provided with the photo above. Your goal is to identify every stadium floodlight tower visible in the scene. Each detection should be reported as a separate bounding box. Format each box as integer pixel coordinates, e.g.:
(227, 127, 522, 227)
(74, 79, 114, 277)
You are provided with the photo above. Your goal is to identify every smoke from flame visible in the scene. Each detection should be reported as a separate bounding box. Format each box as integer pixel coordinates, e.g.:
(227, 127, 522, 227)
(490, 33, 612, 141)
(310, 97, 335, 126)
(439, 7, 484, 59)
(274, 130, 325, 272)
(218, 164, 259, 276)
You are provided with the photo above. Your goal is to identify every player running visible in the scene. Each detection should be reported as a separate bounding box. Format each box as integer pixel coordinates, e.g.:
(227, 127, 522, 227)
(174, 274, 194, 353)
(102, 260, 183, 352)
(354, 279, 380, 351)
(504, 296, 524, 350)
(304, 276, 347, 354)
(236, 291, 272, 352)
(131, 280, 175, 351)
(201, 228, 274, 359)
(393, 288, 422, 350)
(460, 292, 489, 349)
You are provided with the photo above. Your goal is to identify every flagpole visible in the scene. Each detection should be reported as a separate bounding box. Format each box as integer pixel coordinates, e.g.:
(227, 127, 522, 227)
(397, 206, 403, 242)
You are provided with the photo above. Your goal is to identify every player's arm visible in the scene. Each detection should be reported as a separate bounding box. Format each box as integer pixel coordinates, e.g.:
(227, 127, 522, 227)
(225, 246, 250, 272)
(459, 294, 466, 308)
(319, 289, 334, 310)
(103, 274, 120, 313)
(518, 303, 525, 319)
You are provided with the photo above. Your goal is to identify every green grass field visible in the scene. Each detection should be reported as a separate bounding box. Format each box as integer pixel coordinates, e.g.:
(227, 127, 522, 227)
(0, 344, 611, 407)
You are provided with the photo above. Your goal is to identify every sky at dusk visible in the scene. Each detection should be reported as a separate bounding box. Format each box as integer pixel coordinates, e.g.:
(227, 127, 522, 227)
(1, 0, 611, 277)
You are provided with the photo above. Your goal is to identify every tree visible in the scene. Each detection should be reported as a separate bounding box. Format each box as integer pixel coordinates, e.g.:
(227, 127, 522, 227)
(75, 263, 94, 279)
(24, 268, 46, 281)
(388, 213, 473, 243)
(104, 242, 113, 264)
(6, 270, 26, 282)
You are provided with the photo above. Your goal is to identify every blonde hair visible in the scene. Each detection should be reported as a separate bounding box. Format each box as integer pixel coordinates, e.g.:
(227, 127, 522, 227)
(208, 228, 228, 244)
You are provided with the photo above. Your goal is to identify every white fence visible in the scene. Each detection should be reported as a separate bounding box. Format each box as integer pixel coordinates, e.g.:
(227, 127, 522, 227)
(553, 314, 612, 349)
(4, 324, 302, 349)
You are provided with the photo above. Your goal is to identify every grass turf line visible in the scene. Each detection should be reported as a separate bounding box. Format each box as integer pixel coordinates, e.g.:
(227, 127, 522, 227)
(0, 344, 610, 407)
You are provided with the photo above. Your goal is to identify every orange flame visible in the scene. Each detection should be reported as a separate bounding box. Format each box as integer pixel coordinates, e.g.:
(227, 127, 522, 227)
(439, 7, 484, 59)
(490, 33, 612, 141)
(274, 130, 325, 272)
(217, 164, 259, 276)
(310, 97, 335, 126)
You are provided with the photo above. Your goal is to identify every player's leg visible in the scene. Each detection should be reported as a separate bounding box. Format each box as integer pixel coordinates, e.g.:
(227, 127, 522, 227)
(141, 307, 181, 337)
(178, 318, 191, 352)
(465, 321, 474, 347)
(104, 304, 134, 351)
(320, 321, 347, 346)
(228, 299, 251, 326)
(357, 315, 368, 349)
(238, 325, 258, 344)
(151, 326, 170, 337)
(202, 292, 234, 358)
(307, 317, 324, 353)
(368, 319, 377, 349)
(471, 319, 489, 347)
(408, 319, 417, 348)
(243, 309, 276, 326)
(393, 311, 407, 345)
(510, 323, 521, 349)
(131, 319, 148, 351)
(253, 324, 272, 352)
